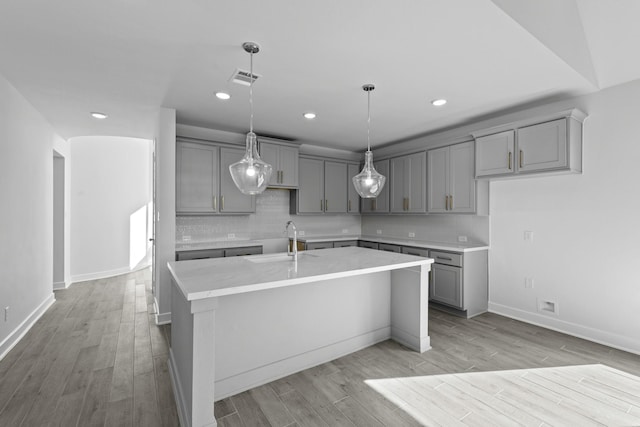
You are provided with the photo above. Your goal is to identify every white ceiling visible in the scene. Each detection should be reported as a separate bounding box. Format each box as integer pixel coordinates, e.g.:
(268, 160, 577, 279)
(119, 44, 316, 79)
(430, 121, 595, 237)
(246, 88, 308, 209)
(1, 0, 639, 151)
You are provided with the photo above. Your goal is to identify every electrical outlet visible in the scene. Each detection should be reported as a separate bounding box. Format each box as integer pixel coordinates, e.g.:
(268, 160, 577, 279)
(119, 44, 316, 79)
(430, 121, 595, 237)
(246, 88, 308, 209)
(408, 232, 416, 238)
(182, 235, 191, 242)
(525, 277, 535, 288)
(524, 231, 534, 241)
(227, 233, 235, 239)
(4, 307, 8, 322)
(376, 229, 382, 235)
(342, 229, 349, 234)
(458, 235, 468, 243)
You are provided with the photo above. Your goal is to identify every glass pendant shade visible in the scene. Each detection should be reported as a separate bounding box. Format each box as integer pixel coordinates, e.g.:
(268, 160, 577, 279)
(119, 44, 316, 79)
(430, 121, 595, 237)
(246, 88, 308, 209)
(353, 151, 386, 198)
(229, 131, 273, 195)
(353, 83, 386, 199)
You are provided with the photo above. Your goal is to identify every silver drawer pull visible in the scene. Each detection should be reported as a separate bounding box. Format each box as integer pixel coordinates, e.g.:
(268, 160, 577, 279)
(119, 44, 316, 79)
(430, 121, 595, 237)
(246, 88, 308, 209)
(436, 256, 452, 261)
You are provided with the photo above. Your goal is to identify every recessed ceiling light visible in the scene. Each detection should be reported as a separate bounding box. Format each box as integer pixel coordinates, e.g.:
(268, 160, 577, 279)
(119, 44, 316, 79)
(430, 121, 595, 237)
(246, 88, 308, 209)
(90, 112, 108, 119)
(303, 112, 316, 119)
(431, 99, 447, 107)
(215, 92, 231, 100)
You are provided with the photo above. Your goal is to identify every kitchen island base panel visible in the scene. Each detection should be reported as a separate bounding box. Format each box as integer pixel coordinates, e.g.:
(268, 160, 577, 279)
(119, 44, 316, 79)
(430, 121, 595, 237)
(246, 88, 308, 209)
(168, 264, 430, 427)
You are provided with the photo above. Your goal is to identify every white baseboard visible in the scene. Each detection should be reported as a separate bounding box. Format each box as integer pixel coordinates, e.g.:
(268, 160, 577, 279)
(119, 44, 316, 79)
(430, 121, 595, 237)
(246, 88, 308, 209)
(71, 263, 151, 283)
(488, 302, 640, 356)
(154, 298, 171, 325)
(0, 293, 56, 361)
(214, 327, 391, 401)
(391, 326, 431, 353)
(52, 280, 68, 290)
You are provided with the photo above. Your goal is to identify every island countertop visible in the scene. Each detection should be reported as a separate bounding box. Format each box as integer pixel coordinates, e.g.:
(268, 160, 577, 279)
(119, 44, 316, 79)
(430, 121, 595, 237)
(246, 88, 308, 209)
(167, 246, 433, 301)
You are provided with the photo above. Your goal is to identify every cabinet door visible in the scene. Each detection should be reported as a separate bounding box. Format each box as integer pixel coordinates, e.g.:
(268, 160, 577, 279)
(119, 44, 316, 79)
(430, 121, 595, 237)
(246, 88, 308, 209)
(306, 241, 334, 250)
(360, 159, 389, 213)
(407, 152, 426, 212)
(475, 130, 515, 177)
(324, 161, 347, 213)
(219, 147, 256, 213)
(347, 163, 360, 214)
(449, 141, 476, 213)
(297, 158, 324, 213)
(427, 146, 449, 213)
(430, 264, 463, 309)
(279, 145, 299, 187)
(390, 156, 407, 213)
(517, 119, 567, 173)
(176, 143, 218, 213)
(259, 142, 280, 187)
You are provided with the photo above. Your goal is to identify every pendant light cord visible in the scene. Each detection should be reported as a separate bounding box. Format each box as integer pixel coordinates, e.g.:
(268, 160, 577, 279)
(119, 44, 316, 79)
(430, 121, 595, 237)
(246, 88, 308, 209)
(249, 51, 254, 134)
(367, 89, 371, 152)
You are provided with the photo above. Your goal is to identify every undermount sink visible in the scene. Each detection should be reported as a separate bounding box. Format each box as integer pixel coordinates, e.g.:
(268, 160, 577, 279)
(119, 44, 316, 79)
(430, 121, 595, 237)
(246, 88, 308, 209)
(245, 252, 318, 264)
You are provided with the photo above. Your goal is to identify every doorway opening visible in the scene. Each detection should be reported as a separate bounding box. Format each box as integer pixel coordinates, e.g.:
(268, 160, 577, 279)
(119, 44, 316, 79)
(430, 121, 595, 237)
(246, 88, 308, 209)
(53, 152, 65, 290)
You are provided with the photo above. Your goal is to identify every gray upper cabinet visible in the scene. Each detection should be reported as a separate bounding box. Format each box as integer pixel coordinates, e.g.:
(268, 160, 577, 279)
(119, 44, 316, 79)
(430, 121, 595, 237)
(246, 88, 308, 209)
(176, 140, 255, 215)
(176, 142, 219, 214)
(475, 130, 515, 177)
(390, 152, 426, 213)
(474, 109, 585, 179)
(360, 159, 390, 214)
(260, 141, 299, 188)
(347, 163, 360, 214)
(324, 161, 347, 213)
(296, 157, 325, 213)
(219, 147, 256, 213)
(517, 119, 567, 173)
(428, 141, 476, 213)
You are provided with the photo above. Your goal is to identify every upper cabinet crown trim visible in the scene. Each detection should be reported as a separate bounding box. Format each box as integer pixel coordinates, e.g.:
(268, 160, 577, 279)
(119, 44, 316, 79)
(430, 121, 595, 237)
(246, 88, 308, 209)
(470, 108, 587, 139)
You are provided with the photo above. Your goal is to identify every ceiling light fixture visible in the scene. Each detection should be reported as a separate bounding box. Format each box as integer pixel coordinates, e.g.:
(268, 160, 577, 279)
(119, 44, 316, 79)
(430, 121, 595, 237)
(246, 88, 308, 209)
(229, 42, 273, 195)
(303, 112, 316, 119)
(352, 84, 386, 199)
(431, 99, 447, 106)
(215, 92, 231, 100)
(90, 112, 108, 119)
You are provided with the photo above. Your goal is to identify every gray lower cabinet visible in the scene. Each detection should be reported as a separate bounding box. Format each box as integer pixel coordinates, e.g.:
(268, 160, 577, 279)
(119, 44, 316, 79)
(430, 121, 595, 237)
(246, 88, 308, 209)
(401, 246, 429, 257)
(333, 240, 358, 248)
(175, 245, 263, 261)
(378, 243, 402, 253)
(358, 241, 379, 250)
(305, 241, 334, 250)
(429, 249, 488, 318)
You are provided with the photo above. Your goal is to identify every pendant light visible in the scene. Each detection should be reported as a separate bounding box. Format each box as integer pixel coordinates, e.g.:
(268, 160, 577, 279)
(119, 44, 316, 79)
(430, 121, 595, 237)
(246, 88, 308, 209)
(229, 42, 273, 195)
(352, 84, 386, 198)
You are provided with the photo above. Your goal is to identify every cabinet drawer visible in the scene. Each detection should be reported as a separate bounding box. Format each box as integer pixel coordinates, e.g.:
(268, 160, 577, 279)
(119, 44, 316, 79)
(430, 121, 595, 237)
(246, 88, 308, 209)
(224, 246, 263, 257)
(333, 240, 358, 248)
(401, 246, 429, 257)
(358, 240, 379, 250)
(306, 241, 334, 250)
(176, 248, 225, 261)
(430, 250, 462, 267)
(378, 243, 402, 253)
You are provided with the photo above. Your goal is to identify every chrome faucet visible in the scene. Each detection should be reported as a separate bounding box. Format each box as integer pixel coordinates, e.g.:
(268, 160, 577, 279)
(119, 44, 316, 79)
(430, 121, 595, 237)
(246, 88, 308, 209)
(285, 220, 298, 261)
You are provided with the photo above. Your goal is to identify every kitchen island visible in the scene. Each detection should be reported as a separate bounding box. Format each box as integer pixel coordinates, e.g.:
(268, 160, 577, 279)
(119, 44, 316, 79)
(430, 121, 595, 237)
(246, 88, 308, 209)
(167, 246, 433, 427)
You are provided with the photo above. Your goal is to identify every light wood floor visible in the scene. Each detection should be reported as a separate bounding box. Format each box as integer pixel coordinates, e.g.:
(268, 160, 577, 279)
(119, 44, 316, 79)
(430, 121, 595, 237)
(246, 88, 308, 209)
(1, 271, 639, 426)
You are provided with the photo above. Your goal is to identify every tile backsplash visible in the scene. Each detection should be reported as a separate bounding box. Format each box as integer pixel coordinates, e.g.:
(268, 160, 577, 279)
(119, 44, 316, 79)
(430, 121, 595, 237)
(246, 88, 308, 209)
(176, 189, 361, 242)
(176, 189, 489, 246)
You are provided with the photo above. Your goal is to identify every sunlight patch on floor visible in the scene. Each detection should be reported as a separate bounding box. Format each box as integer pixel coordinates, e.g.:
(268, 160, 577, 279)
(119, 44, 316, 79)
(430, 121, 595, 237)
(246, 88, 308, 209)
(365, 364, 640, 426)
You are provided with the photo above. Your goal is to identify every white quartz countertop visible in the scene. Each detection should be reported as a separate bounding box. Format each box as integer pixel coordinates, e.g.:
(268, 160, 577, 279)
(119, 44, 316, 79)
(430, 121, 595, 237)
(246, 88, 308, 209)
(168, 246, 433, 301)
(297, 235, 489, 252)
(175, 240, 262, 252)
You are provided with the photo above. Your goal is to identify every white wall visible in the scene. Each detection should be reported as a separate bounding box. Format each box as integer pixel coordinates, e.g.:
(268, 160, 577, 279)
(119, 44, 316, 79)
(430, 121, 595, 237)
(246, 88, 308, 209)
(69, 136, 152, 281)
(488, 79, 640, 354)
(0, 74, 65, 358)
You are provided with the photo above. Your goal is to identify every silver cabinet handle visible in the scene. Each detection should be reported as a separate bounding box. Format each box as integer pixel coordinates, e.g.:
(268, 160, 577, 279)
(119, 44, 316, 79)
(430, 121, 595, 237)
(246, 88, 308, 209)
(325, 199, 328, 211)
(213, 196, 217, 210)
(436, 256, 452, 261)
(508, 151, 512, 170)
(221, 195, 225, 211)
(321, 200, 323, 210)
(280, 170, 284, 183)
(348, 199, 352, 211)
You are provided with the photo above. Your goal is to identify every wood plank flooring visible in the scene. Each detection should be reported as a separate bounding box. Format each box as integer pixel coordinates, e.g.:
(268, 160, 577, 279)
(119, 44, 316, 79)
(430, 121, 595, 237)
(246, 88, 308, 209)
(1, 270, 639, 426)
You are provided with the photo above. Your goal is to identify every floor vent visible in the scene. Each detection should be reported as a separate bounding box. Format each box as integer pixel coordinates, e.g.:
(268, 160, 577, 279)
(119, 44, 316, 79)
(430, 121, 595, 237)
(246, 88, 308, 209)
(230, 68, 261, 86)
(538, 299, 559, 315)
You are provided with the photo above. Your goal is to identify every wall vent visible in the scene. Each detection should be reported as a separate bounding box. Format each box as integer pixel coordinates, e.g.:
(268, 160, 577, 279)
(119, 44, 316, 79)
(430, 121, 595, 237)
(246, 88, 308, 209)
(230, 68, 261, 86)
(537, 299, 559, 315)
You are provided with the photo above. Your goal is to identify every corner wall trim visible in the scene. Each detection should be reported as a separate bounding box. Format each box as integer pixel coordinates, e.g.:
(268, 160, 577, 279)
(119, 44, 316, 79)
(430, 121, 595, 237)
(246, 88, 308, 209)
(0, 293, 56, 361)
(168, 349, 193, 427)
(488, 302, 640, 356)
